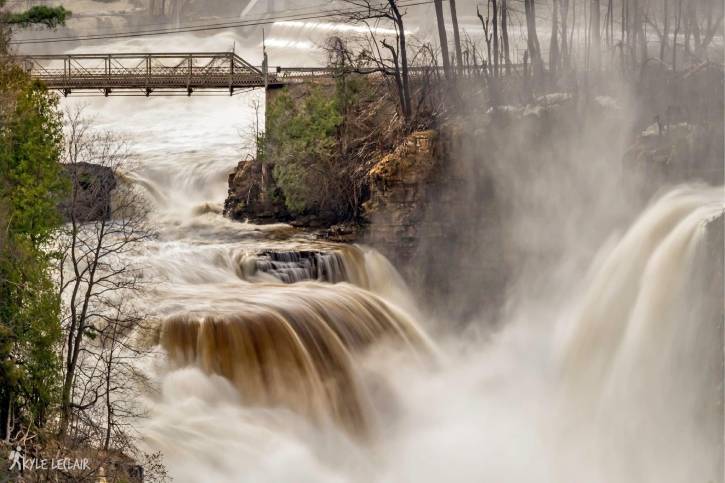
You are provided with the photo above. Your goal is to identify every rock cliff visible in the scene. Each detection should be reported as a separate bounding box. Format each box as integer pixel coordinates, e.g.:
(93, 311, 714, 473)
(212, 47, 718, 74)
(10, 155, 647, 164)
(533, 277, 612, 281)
(223, 157, 289, 224)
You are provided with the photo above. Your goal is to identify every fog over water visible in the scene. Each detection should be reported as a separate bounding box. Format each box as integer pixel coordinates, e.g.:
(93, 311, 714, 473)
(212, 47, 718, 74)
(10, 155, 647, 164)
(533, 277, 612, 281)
(37, 5, 725, 481)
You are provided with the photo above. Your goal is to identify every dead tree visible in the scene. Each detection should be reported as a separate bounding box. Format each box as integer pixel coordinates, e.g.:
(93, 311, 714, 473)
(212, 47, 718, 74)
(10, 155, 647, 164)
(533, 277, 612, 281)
(560, 0, 571, 69)
(662, 0, 670, 61)
(550, 0, 561, 78)
(433, 0, 452, 79)
(672, 0, 683, 70)
(501, 0, 511, 75)
(344, 1, 412, 120)
(524, 0, 544, 80)
(449, 0, 464, 71)
(491, 0, 499, 76)
(590, 0, 602, 70)
(476, 3, 493, 75)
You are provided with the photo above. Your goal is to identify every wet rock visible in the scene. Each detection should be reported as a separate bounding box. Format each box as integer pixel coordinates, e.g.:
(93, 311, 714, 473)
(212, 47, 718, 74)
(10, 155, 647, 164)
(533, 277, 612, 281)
(241, 250, 350, 284)
(59, 162, 116, 222)
(319, 222, 363, 243)
(223, 158, 289, 224)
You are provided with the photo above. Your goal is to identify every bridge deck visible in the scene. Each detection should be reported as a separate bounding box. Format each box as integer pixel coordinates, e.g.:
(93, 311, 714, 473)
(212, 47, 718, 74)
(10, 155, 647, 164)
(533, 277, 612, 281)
(17, 52, 523, 96)
(18, 52, 281, 95)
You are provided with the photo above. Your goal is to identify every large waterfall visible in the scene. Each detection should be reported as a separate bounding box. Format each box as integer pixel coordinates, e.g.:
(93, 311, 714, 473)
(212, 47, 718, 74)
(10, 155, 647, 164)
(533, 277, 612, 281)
(62, 88, 723, 482)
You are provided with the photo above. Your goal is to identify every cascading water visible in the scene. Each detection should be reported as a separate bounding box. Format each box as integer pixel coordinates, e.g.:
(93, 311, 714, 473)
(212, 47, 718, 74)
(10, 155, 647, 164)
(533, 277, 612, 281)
(556, 185, 724, 483)
(158, 283, 432, 437)
(137, 186, 722, 483)
(61, 87, 431, 449)
(62, 83, 723, 483)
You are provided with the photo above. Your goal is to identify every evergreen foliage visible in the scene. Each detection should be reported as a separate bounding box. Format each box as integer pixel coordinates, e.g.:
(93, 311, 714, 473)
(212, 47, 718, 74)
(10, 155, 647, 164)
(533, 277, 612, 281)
(4, 5, 70, 28)
(0, 18, 66, 438)
(266, 85, 343, 215)
(265, 77, 377, 219)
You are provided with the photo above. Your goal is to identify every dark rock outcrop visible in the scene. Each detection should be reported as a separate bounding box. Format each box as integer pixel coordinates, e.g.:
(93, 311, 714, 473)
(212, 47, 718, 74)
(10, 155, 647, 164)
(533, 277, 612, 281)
(223, 158, 289, 223)
(241, 250, 350, 284)
(625, 122, 724, 195)
(59, 162, 116, 223)
(223, 157, 348, 228)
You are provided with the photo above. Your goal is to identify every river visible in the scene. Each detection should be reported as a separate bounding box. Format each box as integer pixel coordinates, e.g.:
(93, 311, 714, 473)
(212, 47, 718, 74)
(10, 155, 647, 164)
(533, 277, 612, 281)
(59, 41, 724, 483)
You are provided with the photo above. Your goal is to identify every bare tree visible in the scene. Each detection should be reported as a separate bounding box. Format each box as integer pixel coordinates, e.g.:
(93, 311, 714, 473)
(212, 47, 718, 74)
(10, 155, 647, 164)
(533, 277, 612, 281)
(491, 0, 499, 76)
(524, 0, 544, 80)
(550, 0, 561, 78)
(590, 0, 602, 70)
(343, 0, 412, 120)
(476, 3, 493, 75)
(672, 0, 684, 70)
(433, 0, 452, 79)
(57, 107, 154, 443)
(449, 0, 464, 71)
(500, 0, 511, 75)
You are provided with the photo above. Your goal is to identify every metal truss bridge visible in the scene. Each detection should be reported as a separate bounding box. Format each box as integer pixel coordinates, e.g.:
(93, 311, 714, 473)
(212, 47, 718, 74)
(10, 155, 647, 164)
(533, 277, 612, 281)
(17, 52, 340, 96)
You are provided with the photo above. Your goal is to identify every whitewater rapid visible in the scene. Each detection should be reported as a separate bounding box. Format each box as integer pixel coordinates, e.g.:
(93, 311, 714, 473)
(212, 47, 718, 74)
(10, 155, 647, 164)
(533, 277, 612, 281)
(61, 86, 724, 483)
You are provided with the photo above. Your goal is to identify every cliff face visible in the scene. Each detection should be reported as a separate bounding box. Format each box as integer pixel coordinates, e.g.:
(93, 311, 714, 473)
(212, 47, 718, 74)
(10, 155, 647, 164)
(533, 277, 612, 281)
(362, 130, 441, 258)
(362, 123, 508, 322)
(223, 157, 289, 224)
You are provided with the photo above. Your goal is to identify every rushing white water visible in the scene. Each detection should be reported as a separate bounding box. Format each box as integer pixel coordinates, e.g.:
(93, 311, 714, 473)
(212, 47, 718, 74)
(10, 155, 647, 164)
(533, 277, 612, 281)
(135, 183, 722, 483)
(60, 65, 723, 482)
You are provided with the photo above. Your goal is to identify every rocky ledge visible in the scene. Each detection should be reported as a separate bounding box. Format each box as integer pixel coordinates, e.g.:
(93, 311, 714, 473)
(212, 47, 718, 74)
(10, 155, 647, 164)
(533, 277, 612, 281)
(59, 162, 117, 223)
(223, 157, 289, 224)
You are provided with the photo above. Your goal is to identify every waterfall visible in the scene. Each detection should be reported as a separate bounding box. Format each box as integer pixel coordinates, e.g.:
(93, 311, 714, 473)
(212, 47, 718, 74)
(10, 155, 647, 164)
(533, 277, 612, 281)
(556, 185, 724, 481)
(137, 185, 722, 483)
(60, 90, 723, 483)
(158, 283, 432, 437)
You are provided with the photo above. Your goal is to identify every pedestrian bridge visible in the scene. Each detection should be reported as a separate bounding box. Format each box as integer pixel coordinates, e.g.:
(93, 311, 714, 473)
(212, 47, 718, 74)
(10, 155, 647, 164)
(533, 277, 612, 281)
(18, 52, 340, 96)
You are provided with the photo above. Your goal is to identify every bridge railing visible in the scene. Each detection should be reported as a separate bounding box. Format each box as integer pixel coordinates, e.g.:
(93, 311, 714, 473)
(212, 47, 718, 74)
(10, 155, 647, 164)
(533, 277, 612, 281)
(13, 52, 529, 95)
(16, 52, 268, 93)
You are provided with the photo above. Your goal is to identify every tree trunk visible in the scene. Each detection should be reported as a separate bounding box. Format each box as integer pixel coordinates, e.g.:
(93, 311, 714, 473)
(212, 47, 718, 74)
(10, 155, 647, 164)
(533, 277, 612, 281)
(661, 0, 670, 61)
(524, 0, 543, 79)
(103, 354, 113, 451)
(672, 0, 683, 70)
(550, 0, 561, 78)
(0, 391, 10, 441)
(560, 0, 570, 69)
(590, 0, 601, 70)
(449, 0, 464, 72)
(492, 0, 499, 76)
(433, 0, 452, 80)
(621, 0, 627, 70)
(501, 0, 511, 75)
(476, 5, 493, 75)
(632, 0, 646, 65)
(570, 0, 577, 63)
(389, 1, 411, 120)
